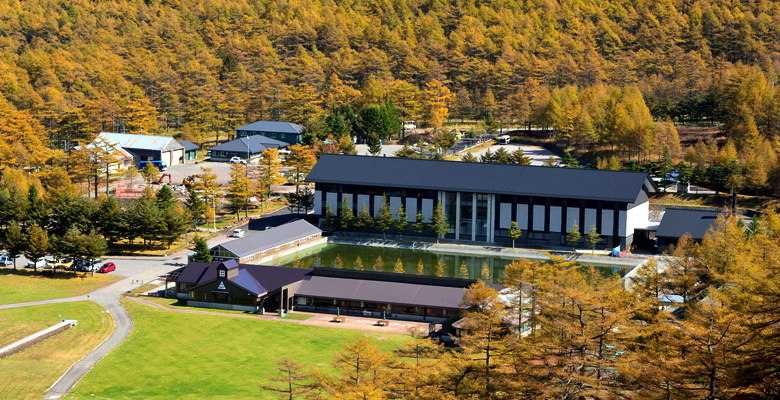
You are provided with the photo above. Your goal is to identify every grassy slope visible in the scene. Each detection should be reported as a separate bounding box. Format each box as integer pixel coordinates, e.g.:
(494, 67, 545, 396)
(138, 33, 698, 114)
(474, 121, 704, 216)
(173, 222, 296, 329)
(650, 192, 780, 212)
(0, 302, 112, 400)
(68, 299, 410, 399)
(0, 268, 121, 305)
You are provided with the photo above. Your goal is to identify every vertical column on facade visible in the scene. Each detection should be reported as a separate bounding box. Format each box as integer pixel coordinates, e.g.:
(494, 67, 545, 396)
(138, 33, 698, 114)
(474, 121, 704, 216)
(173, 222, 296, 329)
(471, 193, 477, 241)
(455, 192, 461, 240)
(487, 194, 494, 243)
(439, 191, 446, 241)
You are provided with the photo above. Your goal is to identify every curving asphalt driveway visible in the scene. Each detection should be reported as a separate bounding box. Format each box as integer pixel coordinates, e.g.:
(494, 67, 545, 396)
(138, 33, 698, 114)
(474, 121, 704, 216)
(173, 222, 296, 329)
(1, 255, 185, 400)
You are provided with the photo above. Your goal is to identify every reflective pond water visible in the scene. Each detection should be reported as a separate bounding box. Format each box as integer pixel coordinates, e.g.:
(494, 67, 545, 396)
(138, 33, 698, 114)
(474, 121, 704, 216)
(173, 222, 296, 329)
(265, 243, 627, 284)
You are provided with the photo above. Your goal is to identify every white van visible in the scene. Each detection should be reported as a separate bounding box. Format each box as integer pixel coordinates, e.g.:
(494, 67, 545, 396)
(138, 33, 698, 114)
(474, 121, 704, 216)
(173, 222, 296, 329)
(232, 228, 245, 238)
(497, 135, 511, 145)
(26, 259, 46, 269)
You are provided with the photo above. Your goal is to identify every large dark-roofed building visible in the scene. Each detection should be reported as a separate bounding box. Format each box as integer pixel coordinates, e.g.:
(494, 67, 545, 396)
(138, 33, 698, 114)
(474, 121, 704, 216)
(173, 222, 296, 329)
(208, 135, 288, 162)
(307, 154, 655, 249)
(235, 120, 305, 145)
(174, 261, 489, 320)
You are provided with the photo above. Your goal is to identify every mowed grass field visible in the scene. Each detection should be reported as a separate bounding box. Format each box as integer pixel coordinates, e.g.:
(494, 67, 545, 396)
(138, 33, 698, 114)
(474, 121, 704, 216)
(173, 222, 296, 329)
(0, 301, 113, 400)
(69, 299, 411, 399)
(0, 268, 121, 305)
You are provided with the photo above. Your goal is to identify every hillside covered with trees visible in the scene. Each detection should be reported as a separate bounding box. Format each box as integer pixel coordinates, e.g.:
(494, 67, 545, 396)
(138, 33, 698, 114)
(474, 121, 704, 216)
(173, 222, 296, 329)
(1, 0, 780, 190)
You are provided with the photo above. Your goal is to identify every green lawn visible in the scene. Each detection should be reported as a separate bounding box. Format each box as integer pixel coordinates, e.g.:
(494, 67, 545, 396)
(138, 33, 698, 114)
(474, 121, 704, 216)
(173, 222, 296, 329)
(0, 268, 121, 305)
(68, 299, 411, 399)
(0, 302, 112, 400)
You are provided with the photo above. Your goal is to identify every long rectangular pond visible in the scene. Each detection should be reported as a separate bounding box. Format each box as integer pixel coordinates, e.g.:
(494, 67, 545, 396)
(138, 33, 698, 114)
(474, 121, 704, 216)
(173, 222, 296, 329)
(264, 242, 629, 285)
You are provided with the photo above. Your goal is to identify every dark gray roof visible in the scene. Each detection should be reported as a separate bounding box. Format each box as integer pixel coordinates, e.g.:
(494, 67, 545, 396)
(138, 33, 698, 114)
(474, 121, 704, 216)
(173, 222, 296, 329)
(176, 262, 216, 284)
(295, 276, 469, 309)
(180, 261, 312, 296)
(213, 220, 322, 259)
(656, 209, 724, 240)
(236, 121, 304, 134)
(307, 154, 654, 203)
(208, 136, 288, 154)
(179, 140, 200, 151)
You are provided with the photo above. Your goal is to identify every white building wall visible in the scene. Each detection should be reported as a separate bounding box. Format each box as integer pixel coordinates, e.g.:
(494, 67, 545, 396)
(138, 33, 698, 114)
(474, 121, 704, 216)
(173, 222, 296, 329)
(549, 206, 562, 233)
(625, 201, 650, 236)
(601, 210, 614, 235)
(532, 205, 545, 231)
(584, 208, 597, 231)
(618, 210, 627, 237)
(517, 204, 528, 230)
(421, 199, 434, 221)
(389, 197, 402, 219)
(499, 203, 512, 229)
(161, 151, 172, 167)
(566, 207, 579, 232)
(170, 149, 183, 165)
(313, 190, 322, 215)
(406, 198, 417, 222)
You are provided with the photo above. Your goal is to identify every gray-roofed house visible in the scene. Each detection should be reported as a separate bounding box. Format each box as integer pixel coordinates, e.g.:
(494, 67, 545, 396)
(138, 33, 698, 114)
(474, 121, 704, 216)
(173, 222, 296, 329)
(307, 154, 656, 249)
(655, 208, 727, 252)
(235, 120, 305, 145)
(178, 140, 200, 162)
(173, 260, 493, 320)
(96, 132, 186, 167)
(209, 220, 323, 263)
(207, 135, 289, 162)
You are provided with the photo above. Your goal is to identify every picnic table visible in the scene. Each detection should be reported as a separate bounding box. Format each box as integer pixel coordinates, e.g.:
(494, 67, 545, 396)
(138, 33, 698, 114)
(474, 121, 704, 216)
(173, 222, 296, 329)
(332, 316, 346, 323)
(376, 320, 390, 327)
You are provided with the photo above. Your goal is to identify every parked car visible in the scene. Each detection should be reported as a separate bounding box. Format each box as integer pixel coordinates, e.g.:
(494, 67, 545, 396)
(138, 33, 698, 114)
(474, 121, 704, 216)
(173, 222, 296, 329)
(229, 156, 247, 164)
(56, 258, 74, 270)
(0, 254, 13, 266)
(98, 262, 116, 273)
(26, 259, 46, 269)
(231, 228, 245, 238)
(79, 260, 101, 272)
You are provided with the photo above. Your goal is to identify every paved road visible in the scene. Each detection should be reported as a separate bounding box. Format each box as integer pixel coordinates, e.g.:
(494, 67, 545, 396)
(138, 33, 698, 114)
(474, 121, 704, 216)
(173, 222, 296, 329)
(41, 255, 186, 400)
(1, 255, 186, 400)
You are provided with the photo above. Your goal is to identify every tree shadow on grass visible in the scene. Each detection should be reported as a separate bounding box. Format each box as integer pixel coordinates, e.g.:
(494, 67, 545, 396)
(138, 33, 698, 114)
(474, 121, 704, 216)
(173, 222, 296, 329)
(0, 267, 92, 280)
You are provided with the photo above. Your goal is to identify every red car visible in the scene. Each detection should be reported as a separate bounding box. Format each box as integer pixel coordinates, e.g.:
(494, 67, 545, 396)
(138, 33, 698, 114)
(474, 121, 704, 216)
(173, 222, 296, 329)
(98, 262, 116, 273)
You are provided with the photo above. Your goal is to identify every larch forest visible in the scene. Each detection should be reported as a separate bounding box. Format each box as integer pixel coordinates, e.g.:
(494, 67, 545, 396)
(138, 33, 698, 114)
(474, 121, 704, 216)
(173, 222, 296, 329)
(2, 0, 780, 398)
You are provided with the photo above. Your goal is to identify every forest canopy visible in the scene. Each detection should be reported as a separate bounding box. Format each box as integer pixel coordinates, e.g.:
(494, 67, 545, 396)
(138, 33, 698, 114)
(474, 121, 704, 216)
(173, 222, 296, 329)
(1, 0, 780, 169)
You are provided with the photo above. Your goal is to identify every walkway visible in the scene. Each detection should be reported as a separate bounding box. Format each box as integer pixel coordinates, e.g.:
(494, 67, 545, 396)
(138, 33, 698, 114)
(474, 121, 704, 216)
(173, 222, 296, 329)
(43, 284, 132, 400)
(129, 296, 430, 335)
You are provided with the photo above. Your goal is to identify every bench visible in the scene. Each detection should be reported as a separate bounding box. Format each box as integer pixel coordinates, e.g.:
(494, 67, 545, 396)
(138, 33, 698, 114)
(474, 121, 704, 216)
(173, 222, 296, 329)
(376, 320, 390, 327)
(331, 316, 346, 323)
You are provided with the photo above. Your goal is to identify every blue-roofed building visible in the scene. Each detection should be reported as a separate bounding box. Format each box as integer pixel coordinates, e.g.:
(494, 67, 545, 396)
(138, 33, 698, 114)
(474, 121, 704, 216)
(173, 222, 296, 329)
(235, 120, 305, 145)
(306, 154, 657, 249)
(207, 135, 288, 162)
(96, 132, 186, 167)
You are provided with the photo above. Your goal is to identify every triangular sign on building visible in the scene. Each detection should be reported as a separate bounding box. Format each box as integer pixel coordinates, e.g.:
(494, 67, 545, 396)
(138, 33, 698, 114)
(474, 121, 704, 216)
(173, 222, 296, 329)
(217, 281, 226, 290)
